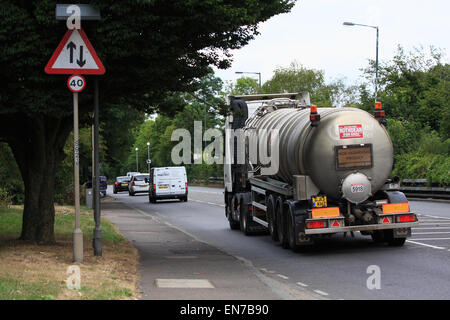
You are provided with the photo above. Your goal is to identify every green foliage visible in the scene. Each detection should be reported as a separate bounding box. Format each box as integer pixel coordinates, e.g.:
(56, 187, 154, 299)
(226, 77, 260, 95)
(125, 70, 225, 180)
(359, 46, 449, 185)
(0, 143, 23, 204)
(261, 61, 357, 107)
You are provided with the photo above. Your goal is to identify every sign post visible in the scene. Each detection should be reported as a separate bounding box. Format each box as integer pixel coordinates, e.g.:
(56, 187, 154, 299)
(45, 18, 105, 262)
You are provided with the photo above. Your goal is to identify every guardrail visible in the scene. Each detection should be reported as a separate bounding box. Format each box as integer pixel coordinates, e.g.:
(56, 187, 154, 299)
(190, 177, 449, 200)
(400, 179, 450, 200)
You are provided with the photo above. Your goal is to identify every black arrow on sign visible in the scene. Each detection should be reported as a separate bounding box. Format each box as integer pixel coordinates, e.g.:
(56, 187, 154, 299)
(77, 46, 86, 67)
(67, 41, 76, 63)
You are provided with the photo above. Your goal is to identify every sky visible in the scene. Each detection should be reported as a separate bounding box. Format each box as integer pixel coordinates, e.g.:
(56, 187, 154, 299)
(213, 0, 450, 88)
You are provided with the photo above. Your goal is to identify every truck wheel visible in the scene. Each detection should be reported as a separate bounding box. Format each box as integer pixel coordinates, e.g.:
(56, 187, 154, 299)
(226, 197, 240, 230)
(385, 230, 407, 246)
(371, 231, 385, 243)
(276, 197, 289, 249)
(267, 195, 278, 242)
(239, 198, 252, 235)
(388, 237, 406, 246)
(287, 206, 303, 253)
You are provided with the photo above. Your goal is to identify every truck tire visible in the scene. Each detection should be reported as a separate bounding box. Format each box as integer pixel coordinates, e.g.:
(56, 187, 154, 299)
(384, 230, 407, 246)
(240, 198, 252, 236)
(287, 205, 304, 253)
(226, 196, 240, 230)
(276, 196, 289, 249)
(267, 195, 278, 242)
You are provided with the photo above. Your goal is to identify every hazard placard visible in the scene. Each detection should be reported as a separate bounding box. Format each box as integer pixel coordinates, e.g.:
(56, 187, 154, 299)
(45, 28, 105, 75)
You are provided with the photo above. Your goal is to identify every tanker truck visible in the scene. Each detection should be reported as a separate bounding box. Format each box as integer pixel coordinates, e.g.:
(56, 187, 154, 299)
(224, 92, 418, 252)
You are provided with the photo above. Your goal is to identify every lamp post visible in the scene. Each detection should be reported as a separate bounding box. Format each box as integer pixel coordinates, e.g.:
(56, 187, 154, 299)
(135, 147, 139, 172)
(235, 71, 262, 94)
(343, 21, 379, 102)
(147, 142, 151, 173)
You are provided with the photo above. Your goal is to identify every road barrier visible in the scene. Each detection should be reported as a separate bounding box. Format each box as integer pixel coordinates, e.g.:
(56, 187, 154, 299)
(191, 177, 449, 200)
(400, 179, 450, 200)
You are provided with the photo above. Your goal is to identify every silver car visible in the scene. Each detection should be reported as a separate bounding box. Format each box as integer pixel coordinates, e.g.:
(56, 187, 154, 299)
(129, 173, 149, 196)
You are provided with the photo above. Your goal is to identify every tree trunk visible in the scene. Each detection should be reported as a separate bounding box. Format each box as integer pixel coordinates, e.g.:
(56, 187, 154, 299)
(5, 114, 72, 244)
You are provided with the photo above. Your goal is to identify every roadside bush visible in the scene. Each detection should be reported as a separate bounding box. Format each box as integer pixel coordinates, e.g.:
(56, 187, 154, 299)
(0, 187, 12, 208)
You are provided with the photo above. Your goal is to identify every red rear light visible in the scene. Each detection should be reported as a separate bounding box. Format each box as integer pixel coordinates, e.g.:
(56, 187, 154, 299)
(306, 221, 327, 229)
(153, 184, 156, 189)
(248, 204, 253, 211)
(132, 181, 135, 186)
(185, 182, 188, 190)
(396, 214, 417, 223)
(115, 182, 119, 186)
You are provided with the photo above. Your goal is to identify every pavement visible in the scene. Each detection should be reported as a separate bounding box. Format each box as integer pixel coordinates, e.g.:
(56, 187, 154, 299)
(101, 196, 318, 300)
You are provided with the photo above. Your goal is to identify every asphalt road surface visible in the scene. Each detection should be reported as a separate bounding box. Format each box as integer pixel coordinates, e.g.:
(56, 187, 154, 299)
(108, 185, 450, 300)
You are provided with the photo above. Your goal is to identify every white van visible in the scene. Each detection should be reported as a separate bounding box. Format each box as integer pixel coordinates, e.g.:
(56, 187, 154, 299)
(148, 167, 188, 203)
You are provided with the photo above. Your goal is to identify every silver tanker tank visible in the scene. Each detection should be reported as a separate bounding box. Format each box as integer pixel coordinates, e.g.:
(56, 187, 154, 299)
(245, 106, 393, 203)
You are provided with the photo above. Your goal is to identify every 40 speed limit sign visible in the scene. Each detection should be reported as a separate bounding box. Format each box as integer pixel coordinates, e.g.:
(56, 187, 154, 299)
(67, 75, 86, 92)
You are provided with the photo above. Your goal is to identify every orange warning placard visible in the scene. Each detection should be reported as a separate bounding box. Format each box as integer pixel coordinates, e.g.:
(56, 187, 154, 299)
(382, 202, 410, 214)
(311, 207, 340, 219)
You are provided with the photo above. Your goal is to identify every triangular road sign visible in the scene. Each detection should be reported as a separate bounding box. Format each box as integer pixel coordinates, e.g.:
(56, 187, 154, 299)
(45, 28, 105, 75)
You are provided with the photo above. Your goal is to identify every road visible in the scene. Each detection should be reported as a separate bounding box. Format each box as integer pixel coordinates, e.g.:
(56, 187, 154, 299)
(108, 185, 450, 300)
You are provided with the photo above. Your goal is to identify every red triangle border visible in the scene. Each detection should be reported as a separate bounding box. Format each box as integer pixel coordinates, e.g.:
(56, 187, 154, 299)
(45, 28, 105, 75)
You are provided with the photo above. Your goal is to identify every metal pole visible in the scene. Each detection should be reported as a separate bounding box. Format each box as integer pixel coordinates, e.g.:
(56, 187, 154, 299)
(93, 79, 102, 256)
(136, 148, 139, 172)
(73, 92, 83, 262)
(258, 73, 261, 94)
(375, 27, 379, 102)
(147, 142, 151, 173)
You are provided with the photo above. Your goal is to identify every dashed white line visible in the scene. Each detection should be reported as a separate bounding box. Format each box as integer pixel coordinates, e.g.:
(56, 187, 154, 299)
(296, 282, 308, 287)
(314, 290, 329, 296)
(277, 274, 289, 280)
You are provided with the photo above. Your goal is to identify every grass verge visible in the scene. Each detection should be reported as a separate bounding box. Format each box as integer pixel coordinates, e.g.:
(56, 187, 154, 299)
(0, 205, 139, 300)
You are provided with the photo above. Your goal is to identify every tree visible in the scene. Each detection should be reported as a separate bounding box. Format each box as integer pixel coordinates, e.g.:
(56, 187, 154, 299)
(261, 61, 350, 107)
(0, 0, 295, 243)
(226, 77, 260, 96)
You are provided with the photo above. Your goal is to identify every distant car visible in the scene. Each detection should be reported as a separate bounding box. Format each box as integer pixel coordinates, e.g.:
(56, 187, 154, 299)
(127, 172, 140, 178)
(129, 173, 149, 196)
(149, 166, 187, 203)
(113, 176, 131, 194)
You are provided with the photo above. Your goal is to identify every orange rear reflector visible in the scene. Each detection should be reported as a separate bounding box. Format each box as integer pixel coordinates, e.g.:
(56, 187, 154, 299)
(382, 202, 410, 214)
(311, 207, 340, 219)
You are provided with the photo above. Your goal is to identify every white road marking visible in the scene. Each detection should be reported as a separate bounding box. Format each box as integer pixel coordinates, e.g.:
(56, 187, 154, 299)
(155, 279, 214, 288)
(296, 282, 308, 287)
(415, 227, 450, 230)
(421, 215, 450, 220)
(406, 240, 446, 249)
(277, 274, 289, 280)
(314, 290, 329, 296)
(418, 222, 450, 225)
(191, 199, 225, 207)
(413, 232, 450, 235)
(409, 237, 450, 241)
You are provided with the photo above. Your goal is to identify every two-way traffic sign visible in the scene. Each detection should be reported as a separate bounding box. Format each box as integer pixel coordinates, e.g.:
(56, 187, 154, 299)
(45, 28, 105, 75)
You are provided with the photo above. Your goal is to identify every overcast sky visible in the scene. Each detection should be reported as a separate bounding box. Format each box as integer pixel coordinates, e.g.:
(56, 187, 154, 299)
(213, 0, 449, 88)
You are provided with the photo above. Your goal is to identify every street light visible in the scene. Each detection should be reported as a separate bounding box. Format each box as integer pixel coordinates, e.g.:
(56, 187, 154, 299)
(343, 21, 379, 102)
(135, 147, 139, 172)
(235, 71, 262, 94)
(147, 142, 151, 174)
